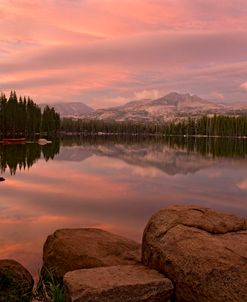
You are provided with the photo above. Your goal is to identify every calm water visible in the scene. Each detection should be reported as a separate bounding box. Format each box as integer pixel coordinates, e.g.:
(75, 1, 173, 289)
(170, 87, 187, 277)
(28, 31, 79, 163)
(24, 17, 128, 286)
(0, 137, 247, 276)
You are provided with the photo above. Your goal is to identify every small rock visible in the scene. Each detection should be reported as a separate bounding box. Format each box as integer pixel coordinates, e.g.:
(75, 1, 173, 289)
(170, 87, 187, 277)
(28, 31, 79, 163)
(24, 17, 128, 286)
(0, 177, 5, 182)
(64, 264, 174, 302)
(41, 228, 141, 281)
(0, 259, 34, 302)
(38, 138, 52, 145)
(142, 205, 247, 302)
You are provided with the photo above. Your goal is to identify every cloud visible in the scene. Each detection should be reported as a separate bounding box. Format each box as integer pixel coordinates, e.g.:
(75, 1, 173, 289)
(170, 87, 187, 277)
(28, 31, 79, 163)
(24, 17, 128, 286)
(210, 92, 225, 100)
(240, 82, 247, 91)
(134, 89, 163, 100)
(90, 89, 163, 108)
(90, 96, 129, 109)
(0, 0, 247, 105)
(236, 178, 247, 190)
(2, 31, 247, 72)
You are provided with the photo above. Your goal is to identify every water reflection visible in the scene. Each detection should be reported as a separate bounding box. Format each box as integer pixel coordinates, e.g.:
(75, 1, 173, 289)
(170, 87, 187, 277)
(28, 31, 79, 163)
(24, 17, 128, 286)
(0, 141, 60, 175)
(0, 136, 246, 277)
(59, 136, 247, 176)
(62, 135, 247, 158)
(1, 136, 247, 176)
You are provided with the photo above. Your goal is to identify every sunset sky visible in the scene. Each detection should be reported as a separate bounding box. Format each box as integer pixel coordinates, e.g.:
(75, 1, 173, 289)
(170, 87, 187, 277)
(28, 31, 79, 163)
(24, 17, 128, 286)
(0, 0, 247, 108)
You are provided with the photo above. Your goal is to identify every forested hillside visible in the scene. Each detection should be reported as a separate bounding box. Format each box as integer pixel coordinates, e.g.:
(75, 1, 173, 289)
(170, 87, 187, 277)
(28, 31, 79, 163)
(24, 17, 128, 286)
(61, 115, 247, 137)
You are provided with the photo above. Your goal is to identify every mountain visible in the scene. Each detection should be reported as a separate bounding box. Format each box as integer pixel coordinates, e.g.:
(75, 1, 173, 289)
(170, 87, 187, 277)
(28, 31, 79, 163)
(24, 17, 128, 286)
(83, 92, 247, 122)
(39, 102, 94, 117)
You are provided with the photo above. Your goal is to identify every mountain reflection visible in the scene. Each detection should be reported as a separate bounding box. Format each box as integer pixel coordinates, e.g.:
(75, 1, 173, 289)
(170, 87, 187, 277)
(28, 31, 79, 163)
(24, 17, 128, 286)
(59, 136, 247, 176)
(1, 136, 247, 176)
(0, 141, 60, 175)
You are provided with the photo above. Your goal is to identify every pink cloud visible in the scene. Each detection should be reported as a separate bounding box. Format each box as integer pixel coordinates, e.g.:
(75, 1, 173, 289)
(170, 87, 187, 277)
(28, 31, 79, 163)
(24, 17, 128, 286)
(240, 82, 247, 91)
(0, 0, 247, 105)
(210, 92, 225, 101)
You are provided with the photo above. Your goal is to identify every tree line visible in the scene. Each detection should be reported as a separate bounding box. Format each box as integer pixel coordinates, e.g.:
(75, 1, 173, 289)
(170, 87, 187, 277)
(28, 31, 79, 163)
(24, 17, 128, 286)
(1, 90, 246, 138)
(61, 115, 247, 137)
(0, 91, 60, 138)
(167, 115, 247, 137)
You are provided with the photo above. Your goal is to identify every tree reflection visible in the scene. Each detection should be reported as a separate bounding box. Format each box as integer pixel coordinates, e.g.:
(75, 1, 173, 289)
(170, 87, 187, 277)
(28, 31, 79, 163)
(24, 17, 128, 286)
(0, 141, 60, 175)
(62, 135, 247, 159)
(1, 136, 247, 176)
(163, 136, 247, 159)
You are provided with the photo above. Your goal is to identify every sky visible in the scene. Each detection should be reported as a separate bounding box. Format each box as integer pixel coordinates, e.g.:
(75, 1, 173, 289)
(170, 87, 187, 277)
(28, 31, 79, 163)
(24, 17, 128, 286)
(0, 0, 247, 108)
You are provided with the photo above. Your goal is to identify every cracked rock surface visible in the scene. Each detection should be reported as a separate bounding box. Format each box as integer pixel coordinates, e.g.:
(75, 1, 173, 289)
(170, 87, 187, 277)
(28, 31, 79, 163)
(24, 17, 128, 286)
(142, 205, 247, 302)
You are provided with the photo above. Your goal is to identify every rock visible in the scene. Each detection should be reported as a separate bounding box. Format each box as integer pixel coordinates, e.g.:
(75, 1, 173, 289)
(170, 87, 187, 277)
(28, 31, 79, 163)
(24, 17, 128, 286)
(0, 177, 5, 182)
(38, 138, 52, 145)
(0, 259, 34, 302)
(42, 228, 141, 281)
(142, 205, 247, 302)
(64, 264, 174, 302)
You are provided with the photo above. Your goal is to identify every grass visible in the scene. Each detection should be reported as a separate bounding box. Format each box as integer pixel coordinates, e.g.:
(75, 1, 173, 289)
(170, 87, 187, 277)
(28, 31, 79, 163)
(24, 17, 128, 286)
(34, 267, 65, 302)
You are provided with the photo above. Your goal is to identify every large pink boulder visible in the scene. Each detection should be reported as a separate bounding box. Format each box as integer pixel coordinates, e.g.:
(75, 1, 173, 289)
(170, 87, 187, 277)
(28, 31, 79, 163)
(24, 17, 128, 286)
(42, 228, 140, 280)
(142, 205, 247, 302)
(64, 264, 173, 302)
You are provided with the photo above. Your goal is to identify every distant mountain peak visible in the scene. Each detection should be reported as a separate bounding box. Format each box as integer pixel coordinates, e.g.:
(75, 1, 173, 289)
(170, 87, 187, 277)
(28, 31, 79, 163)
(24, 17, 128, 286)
(152, 92, 208, 106)
(83, 91, 246, 122)
(40, 92, 247, 122)
(39, 102, 94, 117)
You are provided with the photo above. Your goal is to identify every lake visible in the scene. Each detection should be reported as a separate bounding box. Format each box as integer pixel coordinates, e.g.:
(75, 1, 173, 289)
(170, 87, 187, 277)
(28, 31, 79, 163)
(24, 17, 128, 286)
(0, 136, 247, 277)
